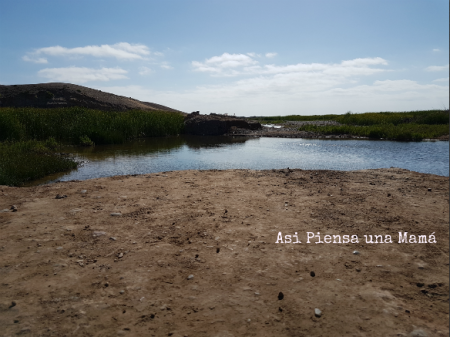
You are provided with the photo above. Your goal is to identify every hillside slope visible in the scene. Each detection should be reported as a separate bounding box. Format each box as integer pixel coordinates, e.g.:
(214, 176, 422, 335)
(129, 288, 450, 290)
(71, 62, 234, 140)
(0, 83, 183, 113)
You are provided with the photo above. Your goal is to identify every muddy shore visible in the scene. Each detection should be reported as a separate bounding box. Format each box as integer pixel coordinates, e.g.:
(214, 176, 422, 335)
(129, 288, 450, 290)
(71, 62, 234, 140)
(0, 168, 449, 336)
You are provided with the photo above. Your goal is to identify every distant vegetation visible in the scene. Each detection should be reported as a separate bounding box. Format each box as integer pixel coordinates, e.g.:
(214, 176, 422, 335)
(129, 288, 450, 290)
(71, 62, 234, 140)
(256, 110, 449, 141)
(0, 107, 185, 185)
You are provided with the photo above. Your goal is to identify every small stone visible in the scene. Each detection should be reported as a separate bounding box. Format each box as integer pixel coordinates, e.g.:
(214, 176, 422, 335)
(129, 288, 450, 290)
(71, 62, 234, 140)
(56, 247, 63, 250)
(118, 253, 124, 258)
(10, 205, 18, 212)
(427, 188, 432, 192)
(92, 231, 106, 237)
(187, 274, 194, 280)
(55, 194, 67, 199)
(110, 213, 122, 216)
(278, 292, 284, 300)
(353, 250, 360, 255)
(120, 290, 125, 294)
(110, 237, 117, 241)
(314, 308, 322, 317)
(410, 329, 428, 337)
(310, 271, 315, 277)
(80, 190, 87, 194)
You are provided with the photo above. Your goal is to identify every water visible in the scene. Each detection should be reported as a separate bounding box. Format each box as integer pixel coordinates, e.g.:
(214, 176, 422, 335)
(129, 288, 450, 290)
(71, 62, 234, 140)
(28, 136, 449, 185)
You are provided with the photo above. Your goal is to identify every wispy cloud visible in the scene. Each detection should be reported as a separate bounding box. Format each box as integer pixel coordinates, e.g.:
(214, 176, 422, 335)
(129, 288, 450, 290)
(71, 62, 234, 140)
(22, 55, 48, 64)
(192, 53, 389, 79)
(138, 66, 152, 75)
(432, 48, 440, 52)
(38, 67, 128, 83)
(192, 53, 258, 75)
(425, 64, 449, 72)
(24, 42, 151, 63)
(265, 52, 277, 58)
(160, 62, 173, 70)
(433, 77, 449, 82)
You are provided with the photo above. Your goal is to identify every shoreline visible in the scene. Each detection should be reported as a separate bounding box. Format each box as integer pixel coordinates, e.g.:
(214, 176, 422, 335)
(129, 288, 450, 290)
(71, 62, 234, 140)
(1, 168, 448, 336)
(227, 125, 450, 141)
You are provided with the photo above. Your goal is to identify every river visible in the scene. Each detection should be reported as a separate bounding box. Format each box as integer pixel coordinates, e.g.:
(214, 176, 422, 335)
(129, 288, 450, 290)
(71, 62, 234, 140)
(27, 136, 449, 185)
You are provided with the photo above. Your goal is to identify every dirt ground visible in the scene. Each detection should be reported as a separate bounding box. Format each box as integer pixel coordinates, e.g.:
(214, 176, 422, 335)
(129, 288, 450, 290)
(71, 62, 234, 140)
(0, 168, 448, 337)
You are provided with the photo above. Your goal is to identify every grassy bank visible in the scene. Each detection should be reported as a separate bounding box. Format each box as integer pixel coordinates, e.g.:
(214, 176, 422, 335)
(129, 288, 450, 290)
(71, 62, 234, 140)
(0, 107, 185, 185)
(0, 139, 78, 186)
(297, 123, 449, 141)
(256, 110, 449, 141)
(0, 107, 185, 144)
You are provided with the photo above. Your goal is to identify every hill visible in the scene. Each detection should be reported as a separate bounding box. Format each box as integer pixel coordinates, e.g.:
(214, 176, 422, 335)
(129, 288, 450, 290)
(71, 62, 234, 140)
(0, 83, 183, 113)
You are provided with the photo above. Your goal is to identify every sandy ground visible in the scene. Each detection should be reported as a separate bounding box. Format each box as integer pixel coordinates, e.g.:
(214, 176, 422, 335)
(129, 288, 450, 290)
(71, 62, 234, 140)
(0, 168, 448, 337)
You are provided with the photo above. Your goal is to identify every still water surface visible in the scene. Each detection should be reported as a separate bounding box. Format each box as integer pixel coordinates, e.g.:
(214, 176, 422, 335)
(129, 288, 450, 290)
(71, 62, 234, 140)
(30, 136, 449, 185)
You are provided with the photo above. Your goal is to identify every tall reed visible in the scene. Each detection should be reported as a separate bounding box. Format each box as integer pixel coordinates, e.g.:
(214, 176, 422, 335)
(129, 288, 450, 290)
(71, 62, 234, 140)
(0, 107, 185, 144)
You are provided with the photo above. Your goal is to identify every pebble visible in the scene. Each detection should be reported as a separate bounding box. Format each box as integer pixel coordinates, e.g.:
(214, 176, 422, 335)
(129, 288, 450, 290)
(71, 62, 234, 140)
(110, 237, 117, 241)
(80, 190, 87, 194)
(120, 290, 125, 294)
(314, 308, 322, 317)
(427, 188, 432, 192)
(55, 194, 67, 199)
(410, 329, 428, 337)
(56, 247, 63, 250)
(187, 274, 194, 280)
(118, 253, 124, 258)
(353, 250, 360, 255)
(110, 213, 122, 216)
(92, 231, 106, 237)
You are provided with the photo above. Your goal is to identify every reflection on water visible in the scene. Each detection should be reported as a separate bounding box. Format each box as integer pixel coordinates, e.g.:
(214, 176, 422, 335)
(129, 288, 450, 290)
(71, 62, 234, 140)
(26, 136, 449, 186)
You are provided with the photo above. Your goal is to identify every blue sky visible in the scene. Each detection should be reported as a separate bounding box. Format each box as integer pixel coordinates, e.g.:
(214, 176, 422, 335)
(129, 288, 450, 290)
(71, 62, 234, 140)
(0, 0, 448, 116)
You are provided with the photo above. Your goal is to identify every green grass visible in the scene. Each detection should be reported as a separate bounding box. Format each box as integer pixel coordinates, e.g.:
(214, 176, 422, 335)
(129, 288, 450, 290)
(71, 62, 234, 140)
(0, 139, 78, 186)
(255, 110, 449, 141)
(297, 123, 449, 141)
(0, 107, 185, 185)
(255, 109, 448, 124)
(0, 107, 185, 144)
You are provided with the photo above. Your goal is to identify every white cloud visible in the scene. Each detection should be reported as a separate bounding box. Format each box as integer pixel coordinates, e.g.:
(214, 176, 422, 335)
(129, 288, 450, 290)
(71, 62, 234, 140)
(433, 77, 449, 82)
(425, 64, 449, 72)
(160, 62, 173, 70)
(97, 78, 449, 116)
(433, 48, 440, 52)
(138, 66, 152, 75)
(38, 67, 128, 83)
(22, 55, 48, 64)
(192, 53, 258, 74)
(265, 52, 277, 58)
(192, 54, 388, 79)
(24, 42, 151, 62)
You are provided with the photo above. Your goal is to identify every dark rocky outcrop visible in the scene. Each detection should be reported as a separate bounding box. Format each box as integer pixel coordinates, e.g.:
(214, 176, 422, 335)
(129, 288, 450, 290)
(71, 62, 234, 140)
(0, 83, 183, 112)
(184, 112, 262, 135)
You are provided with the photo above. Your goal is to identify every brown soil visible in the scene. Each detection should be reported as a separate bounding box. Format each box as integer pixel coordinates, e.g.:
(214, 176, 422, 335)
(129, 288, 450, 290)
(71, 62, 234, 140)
(0, 168, 448, 337)
(0, 83, 183, 113)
